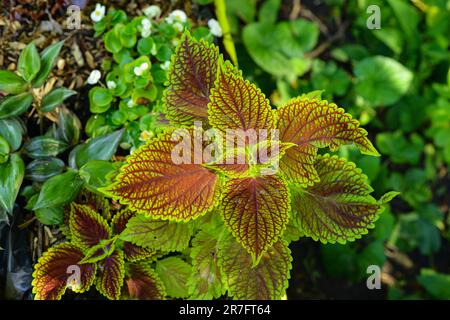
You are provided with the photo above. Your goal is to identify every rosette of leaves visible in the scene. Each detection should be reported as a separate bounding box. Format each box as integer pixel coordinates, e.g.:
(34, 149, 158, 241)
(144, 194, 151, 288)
(87, 8, 217, 151)
(32, 203, 165, 300)
(102, 33, 396, 300)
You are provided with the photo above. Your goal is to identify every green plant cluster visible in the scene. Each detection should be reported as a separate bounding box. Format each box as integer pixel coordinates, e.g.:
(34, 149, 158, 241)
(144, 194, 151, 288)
(223, 0, 450, 299)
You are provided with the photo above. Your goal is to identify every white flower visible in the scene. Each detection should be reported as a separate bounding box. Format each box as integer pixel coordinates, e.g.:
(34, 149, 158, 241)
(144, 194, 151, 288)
(173, 22, 184, 33)
(143, 5, 161, 19)
(87, 69, 101, 84)
(141, 18, 151, 29)
(141, 28, 152, 38)
(107, 81, 116, 89)
(208, 18, 222, 37)
(90, 3, 106, 22)
(133, 62, 149, 76)
(139, 130, 154, 142)
(141, 18, 152, 38)
(166, 9, 187, 24)
(160, 61, 170, 71)
(127, 100, 135, 108)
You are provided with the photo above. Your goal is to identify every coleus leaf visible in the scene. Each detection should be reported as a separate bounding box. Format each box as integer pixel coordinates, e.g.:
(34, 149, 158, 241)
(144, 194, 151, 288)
(69, 203, 111, 250)
(164, 33, 219, 126)
(96, 249, 125, 300)
(155, 257, 192, 299)
(104, 129, 221, 221)
(122, 263, 166, 300)
(208, 66, 275, 135)
(220, 175, 290, 264)
(111, 210, 160, 262)
(79, 238, 116, 264)
(218, 234, 292, 300)
(188, 229, 227, 299)
(290, 154, 382, 243)
(119, 214, 194, 252)
(32, 243, 96, 300)
(277, 97, 379, 186)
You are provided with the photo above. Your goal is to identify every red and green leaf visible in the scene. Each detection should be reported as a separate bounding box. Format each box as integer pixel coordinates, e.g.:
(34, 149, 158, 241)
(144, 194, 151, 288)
(218, 234, 292, 300)
(208, 67, 275, 134)
(290, 154, 382, 243)
(105, 130, 221, 221)
(96, 249, 125, 300)
(69, 203, 111, 250)
(155, 257, 192, 299)
(79, 238, 116, 264)
(188, 229, 227, 299)
(220, 175, 290, 264)
(32, 243, 96, 300)
(119, 214, 194, 252)
(277, 97, 379, 186)
(122, 263, 166, 300)
(164, 33, 219, 126)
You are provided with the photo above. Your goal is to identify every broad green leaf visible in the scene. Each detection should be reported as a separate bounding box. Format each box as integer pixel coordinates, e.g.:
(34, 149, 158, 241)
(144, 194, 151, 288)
(33, 170, 84, 210)
(219, 235, 292, 300)
(208, 66, 275, 134)
(122, 263, 166, 300)
(119, 214, 194, 252)
(79, 160, 116, 193)
(33, 40, 64, 87)
(290, 154, 382, 244)
(155, 257, 192, 299)
(220, 175, 290, 264)
(25, 157, 65, 182)
(354, 56, 413, 107)
(417, 269, 450, 299)
(277, 97, 379, 186)
(69, 129, 124, 168)
(89, 87, 113, 113)
(32, 243, 96, 300)
(387, 0, 419, 48)
(35, 206, 64, 225)
(96, 250, 125, 300)
(372, 28, 404, 54)
(18, 42, 41, 82)
(57, 107, 82, 146)
(0, 70, 28, 94)
(105, 130, 220, 221)
(41, 87, 77, 113)
(376, 132, 423, 165)
(69, 203, 111, 250)
(0, 153, 25, 213)
(0, 136, 9, 164)
(258, 0, 280, 24)
(0, 92, 33, 119)
(24, 136, 68, 158)
(164, 34, 219, 126)
(0, 117, 25, 151)
(188, 229, 227, 299)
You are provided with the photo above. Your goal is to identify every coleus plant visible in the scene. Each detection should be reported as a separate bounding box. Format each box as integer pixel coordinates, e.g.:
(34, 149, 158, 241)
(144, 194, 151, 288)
(100, 33, 396, 299)
(32, 202, 165, 300)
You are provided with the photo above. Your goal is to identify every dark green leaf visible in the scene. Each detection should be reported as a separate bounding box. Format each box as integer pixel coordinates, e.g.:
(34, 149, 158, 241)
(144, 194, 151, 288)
(0, 153, 25, 213)
(41, 87, 77, 113)
(0, 70, 28, 94)
(0, 92, 33, 119)
(35, 206, 64, 225)
(25, 157, 65, 182)
(57, 108, 81, 145)
(79, 160, 116, 193)
(24, 136, 68, 158)
(18, 42, 41, 82)
(0, 117, 25, 151)
(33, 41, 64, 87)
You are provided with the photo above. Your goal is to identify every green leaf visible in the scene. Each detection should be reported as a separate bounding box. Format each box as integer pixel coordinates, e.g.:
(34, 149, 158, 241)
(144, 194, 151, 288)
(155, 257, 192, 299)
(354, 56, 413, 107)
(417, 269, 450, 299)
(18, 42, 41, 82)
(119, 214, 194, 252)
(258, 0, 280, 24)
(387, 0, 419, 48)
(0, 136, 9, 164)
(379, 191, 400, 204)
(0, 70, 28, 94)
(0, 153, 25, 213)
(68, 129, 124, 168)
(33, 170, 84, 210)
(79, 239, 116, 264)
(41, 87, 77, 113)
(33, 41, 64, 87)
(89, 87, 113, 113)
(24, 136, 68, 158)
(25, 157, 65, 182)
(0, 92, 33, 119)
(57, 108, 81, 146)
(0, 117, 25, 151)
(219, 234, 292, 299)
(290, 154, 382, 244)
(35, 206, 64, 225)
(79, 160, 116, 193)
(372, 28, 404, 54)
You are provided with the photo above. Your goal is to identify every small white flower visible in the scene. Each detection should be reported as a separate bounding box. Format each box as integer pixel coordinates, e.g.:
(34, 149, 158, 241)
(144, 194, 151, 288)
(87, 69, 101, 84)
(173, 22, 184, 33)
(143, 5, 161, 19)
(208, 18, 222, 37)
(141, 28, 152, 38)
(127, 100, 135, 108)
(139, 130, 154, 142)
(166, 9, 187, 24)
(133, 62, 149, 76)
(107, 81, 116, 89)
(142, 18, 151, 29)
(90, 3, 106, 22)
(160, 61, 170, 71)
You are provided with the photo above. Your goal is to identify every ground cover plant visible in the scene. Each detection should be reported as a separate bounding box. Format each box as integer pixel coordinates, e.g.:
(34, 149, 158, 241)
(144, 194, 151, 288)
(0, 0, 449, 301)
